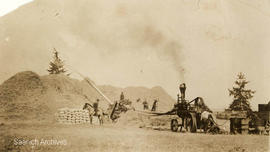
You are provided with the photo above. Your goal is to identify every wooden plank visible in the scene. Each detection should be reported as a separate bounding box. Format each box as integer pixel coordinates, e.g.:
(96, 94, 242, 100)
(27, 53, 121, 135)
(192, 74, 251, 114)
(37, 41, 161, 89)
(241, 118, 250, 125)
(241, 125, 249, 129)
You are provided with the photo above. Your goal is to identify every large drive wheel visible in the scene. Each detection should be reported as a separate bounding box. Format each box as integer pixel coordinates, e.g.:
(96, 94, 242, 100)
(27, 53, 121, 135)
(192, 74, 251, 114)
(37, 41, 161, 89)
(186, 113, 197, 133)
(171, 119, 179, 132)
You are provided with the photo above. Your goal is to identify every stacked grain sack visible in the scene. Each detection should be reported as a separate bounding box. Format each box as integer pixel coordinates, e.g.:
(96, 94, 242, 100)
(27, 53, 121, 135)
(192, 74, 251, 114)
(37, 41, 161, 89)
(56, 108, 90, 124)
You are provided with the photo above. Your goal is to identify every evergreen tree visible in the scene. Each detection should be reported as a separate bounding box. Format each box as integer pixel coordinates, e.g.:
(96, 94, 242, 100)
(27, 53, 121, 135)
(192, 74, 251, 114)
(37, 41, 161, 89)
(47, 48, 67, 74)
(228, 73, 255, 111)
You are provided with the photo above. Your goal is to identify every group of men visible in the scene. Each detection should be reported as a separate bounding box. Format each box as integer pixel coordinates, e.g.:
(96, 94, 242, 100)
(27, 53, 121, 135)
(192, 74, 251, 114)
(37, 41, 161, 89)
(142, 99, 159, 111)
(93, 83, 185, 113)
(92, 91, 160, 115)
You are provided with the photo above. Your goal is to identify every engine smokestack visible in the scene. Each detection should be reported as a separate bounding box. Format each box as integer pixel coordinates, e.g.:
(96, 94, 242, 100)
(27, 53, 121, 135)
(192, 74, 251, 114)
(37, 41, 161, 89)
(179, 83, 186, 100)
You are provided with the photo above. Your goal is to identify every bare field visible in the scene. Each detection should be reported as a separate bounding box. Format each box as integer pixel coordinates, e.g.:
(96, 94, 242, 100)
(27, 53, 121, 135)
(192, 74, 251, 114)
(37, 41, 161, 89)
(0, 123, 269, 152)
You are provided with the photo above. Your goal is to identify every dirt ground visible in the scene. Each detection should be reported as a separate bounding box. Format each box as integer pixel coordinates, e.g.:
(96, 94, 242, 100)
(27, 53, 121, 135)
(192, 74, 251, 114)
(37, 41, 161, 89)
(0, 122, 269, 152)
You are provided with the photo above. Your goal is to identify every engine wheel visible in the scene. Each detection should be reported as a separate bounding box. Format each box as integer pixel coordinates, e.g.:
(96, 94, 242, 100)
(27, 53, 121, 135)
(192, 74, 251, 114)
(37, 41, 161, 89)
(171, 119, 179, 132)
(186, 114, 197, 133)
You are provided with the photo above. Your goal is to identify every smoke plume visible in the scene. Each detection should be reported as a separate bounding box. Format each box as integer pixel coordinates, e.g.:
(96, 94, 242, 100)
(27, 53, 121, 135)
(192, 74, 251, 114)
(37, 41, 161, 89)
(127, 24, 186, 82)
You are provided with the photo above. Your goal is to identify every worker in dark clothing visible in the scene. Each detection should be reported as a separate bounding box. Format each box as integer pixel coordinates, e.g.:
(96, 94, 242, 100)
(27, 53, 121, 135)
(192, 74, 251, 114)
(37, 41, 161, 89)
(265, 120, 270, 135)
(120, 92, 125, 100)
(93, 99, 99, 116)
(179, 83, 186, 100)
(142, 100, 149, 110)
(151, 99, 158, 111)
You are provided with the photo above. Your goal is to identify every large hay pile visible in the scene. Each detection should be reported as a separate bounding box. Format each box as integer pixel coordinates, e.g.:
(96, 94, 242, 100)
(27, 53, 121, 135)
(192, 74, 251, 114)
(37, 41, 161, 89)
(0, 71, 101, 122)
(0, 71, 175, 124)
(0, 71, 50, 121)
(0, 71, 44, 102)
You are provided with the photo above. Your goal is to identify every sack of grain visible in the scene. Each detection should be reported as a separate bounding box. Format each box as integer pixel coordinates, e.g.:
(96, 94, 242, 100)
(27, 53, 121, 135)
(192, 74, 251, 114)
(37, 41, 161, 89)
(56, 108, 90, 124)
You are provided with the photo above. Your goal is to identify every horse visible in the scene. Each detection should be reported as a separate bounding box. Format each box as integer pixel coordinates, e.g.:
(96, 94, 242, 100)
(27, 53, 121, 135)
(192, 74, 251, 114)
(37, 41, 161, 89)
(83, 103, 94, 124)
(83, 103, 105, 125)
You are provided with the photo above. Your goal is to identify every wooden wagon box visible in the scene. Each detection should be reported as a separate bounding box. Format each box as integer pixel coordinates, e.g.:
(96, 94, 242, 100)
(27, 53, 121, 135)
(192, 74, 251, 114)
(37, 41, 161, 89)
(257, 111, 270, 122)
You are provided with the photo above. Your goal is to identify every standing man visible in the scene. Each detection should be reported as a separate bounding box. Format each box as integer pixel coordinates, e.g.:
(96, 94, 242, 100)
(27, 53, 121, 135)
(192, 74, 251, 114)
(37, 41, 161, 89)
(93, 99, 99, 116)
(265, 120, 270, 135)
(120, 92, 125, 100)
(142, 100, 149, 110)
(151, 99, 158, 111)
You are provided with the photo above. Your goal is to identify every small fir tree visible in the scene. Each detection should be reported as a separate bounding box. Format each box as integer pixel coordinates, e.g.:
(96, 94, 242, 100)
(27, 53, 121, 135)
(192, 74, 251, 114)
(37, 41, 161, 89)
(228, 73, 255, 111)
(47, 48, 67, 74)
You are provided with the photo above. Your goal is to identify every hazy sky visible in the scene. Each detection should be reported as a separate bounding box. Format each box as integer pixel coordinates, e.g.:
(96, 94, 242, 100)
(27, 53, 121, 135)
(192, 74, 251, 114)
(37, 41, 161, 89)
(0, 0, 269, 110)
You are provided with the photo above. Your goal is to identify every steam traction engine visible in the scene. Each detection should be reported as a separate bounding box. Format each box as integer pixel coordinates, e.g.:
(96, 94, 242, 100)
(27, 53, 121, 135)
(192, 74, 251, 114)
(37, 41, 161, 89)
(163, 83, 216, 133)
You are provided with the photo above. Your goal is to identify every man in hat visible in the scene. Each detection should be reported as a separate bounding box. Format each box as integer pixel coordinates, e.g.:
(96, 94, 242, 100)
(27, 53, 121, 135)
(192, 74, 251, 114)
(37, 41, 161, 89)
(120, 92, 125, 100)
(142, 100, 149, 110)
(93, 99, 99, 116)
(265, 120, 270, 135)
(151, 99, 158, 111)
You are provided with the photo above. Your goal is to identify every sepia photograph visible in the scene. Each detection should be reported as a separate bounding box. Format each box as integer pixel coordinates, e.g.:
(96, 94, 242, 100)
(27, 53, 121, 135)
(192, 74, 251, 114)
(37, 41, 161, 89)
(0, 0, 269, 151)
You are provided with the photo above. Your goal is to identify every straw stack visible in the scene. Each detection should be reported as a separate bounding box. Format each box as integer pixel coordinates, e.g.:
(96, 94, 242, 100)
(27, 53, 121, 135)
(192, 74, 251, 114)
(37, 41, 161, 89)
(56, 108, 90, 124)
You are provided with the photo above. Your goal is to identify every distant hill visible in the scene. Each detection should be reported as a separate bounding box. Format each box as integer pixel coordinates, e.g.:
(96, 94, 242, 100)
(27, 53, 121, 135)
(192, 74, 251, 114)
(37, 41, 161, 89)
(0, 71, 175, 122)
